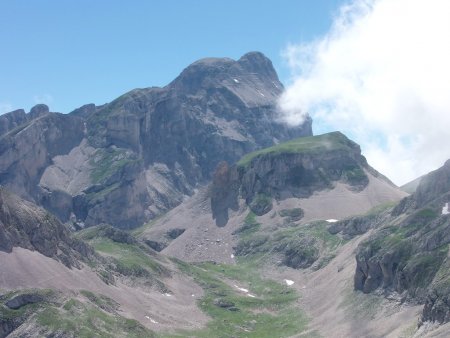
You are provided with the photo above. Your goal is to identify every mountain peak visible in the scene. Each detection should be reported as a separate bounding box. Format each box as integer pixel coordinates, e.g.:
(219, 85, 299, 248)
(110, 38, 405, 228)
(237, 51, 278, 80)
(29, 104, 49, 117)
(171, 51, 281, 93)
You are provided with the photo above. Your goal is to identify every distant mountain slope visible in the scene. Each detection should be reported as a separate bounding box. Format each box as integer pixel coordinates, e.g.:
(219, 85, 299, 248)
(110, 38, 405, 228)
(0, 52, 312, 229)
(401, 175, 424, 194)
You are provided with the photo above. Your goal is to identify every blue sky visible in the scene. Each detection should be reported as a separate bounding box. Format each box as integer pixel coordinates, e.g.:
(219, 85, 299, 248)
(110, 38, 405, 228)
(3, 0, 450, 184)
(0, 0, 343, 114)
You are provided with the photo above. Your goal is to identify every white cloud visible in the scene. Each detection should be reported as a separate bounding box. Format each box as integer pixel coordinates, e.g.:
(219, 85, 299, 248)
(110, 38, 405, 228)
(279, 0, 450, 185)
(0, 102, 13, 115)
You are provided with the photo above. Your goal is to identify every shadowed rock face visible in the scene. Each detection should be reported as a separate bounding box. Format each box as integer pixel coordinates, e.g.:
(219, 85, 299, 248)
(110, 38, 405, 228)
(0, 187, 94, 268)
(353, 160, 450, 325)
(210, 132, 376, 226)
(0, 52, 312, 229)
(87, 51, 311, 180)
(0, 106, 85, 202)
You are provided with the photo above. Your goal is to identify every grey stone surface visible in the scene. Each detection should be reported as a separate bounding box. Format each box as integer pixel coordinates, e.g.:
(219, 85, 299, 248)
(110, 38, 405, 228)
(0, 52, 312, 229)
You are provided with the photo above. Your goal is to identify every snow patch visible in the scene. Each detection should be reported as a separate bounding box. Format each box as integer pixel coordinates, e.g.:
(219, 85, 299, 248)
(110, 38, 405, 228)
(145, 316, 158, 324)
(442, 203, 449, 215)
(163, 293, 172, 297)
(247, 294, 256, 298)
(233, 78, 239, 83)
(285, 279, 295, 286)
(234, 285, 249, 293)
(326, 219, 339, 223)
(231, 254, 235, 258)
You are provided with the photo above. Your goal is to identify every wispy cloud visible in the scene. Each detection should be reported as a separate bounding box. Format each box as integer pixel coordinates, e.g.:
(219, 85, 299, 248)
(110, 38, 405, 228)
(33, 94, 54, 106)
(0, 102, 13, 115)
(279, 0, 450, 185)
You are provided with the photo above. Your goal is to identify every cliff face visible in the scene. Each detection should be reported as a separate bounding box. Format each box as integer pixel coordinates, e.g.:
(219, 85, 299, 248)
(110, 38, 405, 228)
(237, 132, 370, 201)
(0, 52, 312, 229)
(210, 132, 390, 226)
(87, 52, 311, 182)
(0, 108, 85, 201)
(353, 160, 450, 325)
(0, 187, 93, 268)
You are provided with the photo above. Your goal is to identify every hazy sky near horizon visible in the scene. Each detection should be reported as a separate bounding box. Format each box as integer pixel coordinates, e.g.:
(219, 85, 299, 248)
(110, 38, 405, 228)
(2, 0, 449, 185)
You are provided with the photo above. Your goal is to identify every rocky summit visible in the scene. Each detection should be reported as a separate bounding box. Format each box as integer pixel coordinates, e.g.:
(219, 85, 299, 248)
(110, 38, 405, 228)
(0, 52, 311, 229)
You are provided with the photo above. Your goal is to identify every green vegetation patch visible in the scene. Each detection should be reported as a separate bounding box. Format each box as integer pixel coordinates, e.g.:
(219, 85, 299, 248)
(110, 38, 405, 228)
(84, 182, 121, 204)
(131, 214, 166, 236)
(359, 208, 440, 259)
(342, 165, 367, 186)
(0, 289, 54, 320)
(279, 208, 304, 222)
(37, 297, 154, 338)
(232, 212, 261, 238)
(356, 207, 450, 296)
(234, 212, 344, 270)
(237, 131, 357, 167)
(89, 148, 138, 184)
(167, 260, 314, 338)
(249, 193, 273, 216)
(79, 290, 119, 312)
(77, 227, 169, 286)
(85, 236, 168, 277)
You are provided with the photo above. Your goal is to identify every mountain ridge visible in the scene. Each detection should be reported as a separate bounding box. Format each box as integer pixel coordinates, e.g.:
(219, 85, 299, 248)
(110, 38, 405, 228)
(0, 51, 312, 229)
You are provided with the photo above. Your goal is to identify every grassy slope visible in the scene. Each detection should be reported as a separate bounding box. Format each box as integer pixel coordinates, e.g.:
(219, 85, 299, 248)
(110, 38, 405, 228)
(1, 289, 155, 338)
(76, 226, 169, 281)
(77, 225, 316, 337)
(37, 294, 155, 338)
(165, 259, 316, 338)
(234, 211, 345, 270)
(237, 131, 356, 167)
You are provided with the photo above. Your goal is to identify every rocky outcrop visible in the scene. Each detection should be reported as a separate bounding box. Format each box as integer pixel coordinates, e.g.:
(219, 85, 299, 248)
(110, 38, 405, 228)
(143, 228, 187, 252)
(354, 209, 449, 298)
(89, 52, 312, 181)
(0, 104, 50, 137)
(0, 52, 312, 229)
(81, 224, 137, 245)
(237, 132, 370, 202)
(328, 213, 386, 239)
(393, 160, 450, 216)
(422, 285, 450, 324)
(210, 132, 381, 225)
(353, 160, 450, 325)
(0, 106, 84, 203)
(0, 187, 94, 268)
(210, 161, 240, 226)
(0, 109, 27, 137)
(5, 293, 44, 310)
